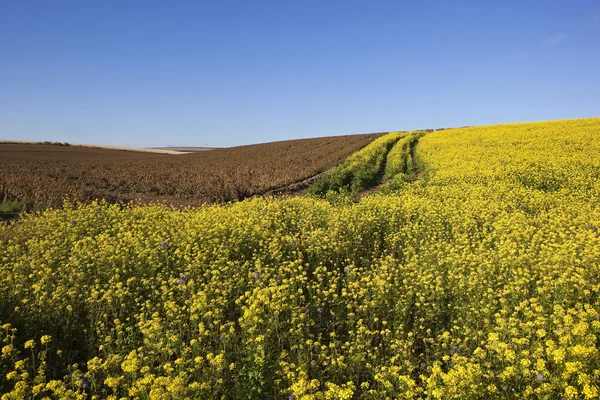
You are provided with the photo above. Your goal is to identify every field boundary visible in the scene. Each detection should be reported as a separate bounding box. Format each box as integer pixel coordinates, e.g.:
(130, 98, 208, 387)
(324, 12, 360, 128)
(260, 171, 328, 197)
(0, 140, 196, 154)
(357, 131, 426, 198)
(308, 131, 406, 196)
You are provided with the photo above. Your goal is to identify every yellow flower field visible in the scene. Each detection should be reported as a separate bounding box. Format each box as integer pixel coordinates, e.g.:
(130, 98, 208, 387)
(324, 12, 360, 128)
(1, 118, 599, 399)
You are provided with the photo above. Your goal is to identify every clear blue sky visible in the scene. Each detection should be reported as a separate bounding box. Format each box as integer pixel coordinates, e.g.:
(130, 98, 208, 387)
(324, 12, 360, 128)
(1, 1, 599, 147)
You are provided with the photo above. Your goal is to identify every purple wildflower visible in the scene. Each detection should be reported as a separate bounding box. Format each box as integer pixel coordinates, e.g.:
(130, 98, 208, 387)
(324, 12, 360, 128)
(317, 307, 323, 313)
(76, 375, 91, 390)
(535, 372, 543, 382)
(253, 272, 260, 279)
(343, 267, 350, 274)
(288, 395, 294, 400)
(160, 241, 168, 250)
(177, 274, 190, 285)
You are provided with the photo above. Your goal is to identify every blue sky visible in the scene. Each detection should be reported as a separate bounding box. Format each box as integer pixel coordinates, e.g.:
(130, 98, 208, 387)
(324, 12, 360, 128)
(1, 1, 599, 147)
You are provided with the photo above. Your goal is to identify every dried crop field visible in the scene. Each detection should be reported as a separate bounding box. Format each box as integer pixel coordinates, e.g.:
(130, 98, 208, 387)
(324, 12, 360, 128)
(0, 133, 380, 208)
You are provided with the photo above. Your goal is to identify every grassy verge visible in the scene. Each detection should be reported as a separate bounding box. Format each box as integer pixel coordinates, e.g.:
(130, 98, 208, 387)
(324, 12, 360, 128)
(308, 131, 405, 196)
(0, 200, 31, 221)
(380, 131, 425, 191)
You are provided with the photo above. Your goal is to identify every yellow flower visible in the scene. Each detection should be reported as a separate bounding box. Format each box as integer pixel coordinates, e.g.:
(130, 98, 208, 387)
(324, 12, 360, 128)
(535, 358, 546, 372)
(552, 348, 566, 364)
(121, 350, 140, 373)
(536, 329, 546, 338)
(583, 384, 598, 399)
(5, 371, 18, 380)
(564, 385, 578, 399)
(1, 344, 14, 356)
(104, 376, 124, 390)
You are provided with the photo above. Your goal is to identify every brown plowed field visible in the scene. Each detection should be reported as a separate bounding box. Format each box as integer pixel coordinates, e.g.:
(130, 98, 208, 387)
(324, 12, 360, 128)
(0, 133, 382, 207)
